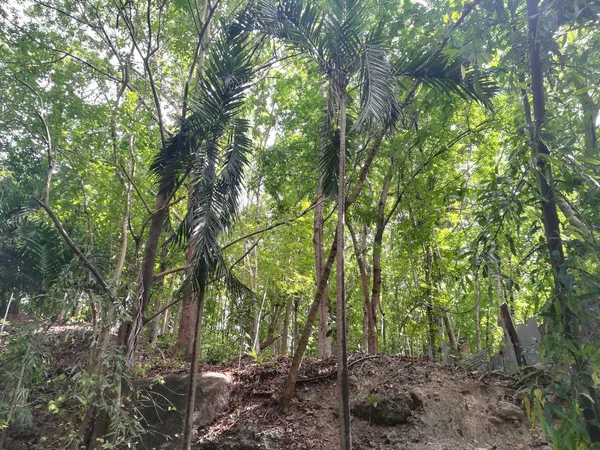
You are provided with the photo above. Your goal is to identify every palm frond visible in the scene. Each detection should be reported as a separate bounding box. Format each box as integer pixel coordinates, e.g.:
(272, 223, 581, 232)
(249, 0, 325, 65)
(355, 38, 401, 129)
(17, 220, 67, 285)
(150, 118, 196, 193)
(176, 26, 255, 289)
(323, 0, 365, 72)
(0, 190, 31, 236)
(394, 50, 498, 109)
(211, 252, 254, 300)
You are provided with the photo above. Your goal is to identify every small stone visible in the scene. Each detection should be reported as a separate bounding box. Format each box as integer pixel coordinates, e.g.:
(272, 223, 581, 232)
(491, 400, 525, 422)
(488, 416, 503, 425)
(409, 389, 425, 409)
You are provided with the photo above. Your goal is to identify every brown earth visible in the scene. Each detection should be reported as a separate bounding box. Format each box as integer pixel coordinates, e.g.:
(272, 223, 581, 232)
(193, 354, 549, 450)
(1, 320, 550, 450)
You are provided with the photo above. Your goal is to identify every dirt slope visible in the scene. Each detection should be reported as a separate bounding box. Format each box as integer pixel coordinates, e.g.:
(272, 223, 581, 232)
(194, 355, 550, 450)
(1, 321, 550, 449)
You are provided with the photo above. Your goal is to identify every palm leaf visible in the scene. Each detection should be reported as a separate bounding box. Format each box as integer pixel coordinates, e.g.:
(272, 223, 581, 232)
(355, 38, 401, 129)
(248, 0, 326, 66)
(323, 0, 365, 73)
(394, 50, 498, 109)
(174, 26, 255, 290)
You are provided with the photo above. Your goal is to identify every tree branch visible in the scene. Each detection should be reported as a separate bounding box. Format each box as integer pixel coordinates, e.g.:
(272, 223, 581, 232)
(34, 197, 113, 300)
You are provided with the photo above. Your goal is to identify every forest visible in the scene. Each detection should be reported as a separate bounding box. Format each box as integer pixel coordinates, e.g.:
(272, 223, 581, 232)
(0, 0, 599, 448)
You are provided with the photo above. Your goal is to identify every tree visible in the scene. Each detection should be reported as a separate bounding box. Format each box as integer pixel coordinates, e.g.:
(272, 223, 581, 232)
(150, 23, 256, 449)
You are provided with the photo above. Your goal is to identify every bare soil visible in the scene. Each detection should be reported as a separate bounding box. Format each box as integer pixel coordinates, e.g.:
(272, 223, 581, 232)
(195, 354, 549, 450)
(1, 320, 550, 449)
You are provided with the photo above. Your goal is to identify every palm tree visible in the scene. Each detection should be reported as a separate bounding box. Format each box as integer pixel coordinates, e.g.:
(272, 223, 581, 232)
(248, 1, 401, 446)
(247, 2, 497, 448)
(151, 24, 256, 450)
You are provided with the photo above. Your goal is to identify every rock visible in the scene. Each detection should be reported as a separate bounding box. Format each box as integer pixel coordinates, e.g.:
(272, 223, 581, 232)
(409, 389, 425, 408)
(513, 386, 529, 404)
(131, 372, 232, 449)
(490, 400, 524, 422)
(488, 416, 503, 425)
(195, 423, 283, 449)
(351, 388, 418, 425)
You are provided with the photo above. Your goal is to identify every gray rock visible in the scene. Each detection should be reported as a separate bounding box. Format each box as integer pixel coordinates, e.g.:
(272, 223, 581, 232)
(351, 389, 418, 425)
(409, 389, 425, 409)
(131, 372, 232, 449)
(513, 386, 529, 404)
(194, 423, 283, 450)
(490, 400, 524, 422)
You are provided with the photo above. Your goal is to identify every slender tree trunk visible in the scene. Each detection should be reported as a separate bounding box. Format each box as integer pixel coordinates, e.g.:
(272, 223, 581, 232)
(347, 219, 371, 353)
(161, 278, 175, 335)
(475, 269, 482, 352)
(369, 162, 393, 355)
(336, 93, 351, 450)
(182, 284, 206, 450)
(525, 3, 600, 439)
(174, 244, 198, 359)
(575, 82, 598, 157)
(525, 0, 567, 314)
(259, 303, 280, 352)
(279, 124, 385, 412)
(424, 245, 437, 358)
(442, 309, 458, 353)
(293, 298, 299, 352)
(280, 298, 292, 355)
(122, 188, 171, 359)
(151, 246, 169, 347)
(500, 303, 524, 366)
(314, 177, 332, 358)
(253, 285, 268, 353)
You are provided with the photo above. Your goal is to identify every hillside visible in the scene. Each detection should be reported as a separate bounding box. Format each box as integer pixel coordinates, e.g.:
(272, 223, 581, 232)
(2, 322, 551, 450)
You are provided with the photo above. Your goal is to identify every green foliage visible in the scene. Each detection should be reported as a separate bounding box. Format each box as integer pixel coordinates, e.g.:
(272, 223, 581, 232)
(0, 329, 49, 436)
(1, 0, 600, 447)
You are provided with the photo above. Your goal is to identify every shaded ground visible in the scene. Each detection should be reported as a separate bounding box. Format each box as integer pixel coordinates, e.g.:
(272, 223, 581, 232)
(194, 354, 549, 450)
(1, 319, 550, 449)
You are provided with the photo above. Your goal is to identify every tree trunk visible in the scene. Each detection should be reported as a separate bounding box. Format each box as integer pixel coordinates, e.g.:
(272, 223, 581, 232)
(314, 175, 332, 358)
(475, 269, 482, 352)
(336, 92, 351, 450)
(174, 244, 198, 359)
(253, 286, 268, 354)
(499, 303, 524, 366)
(347, 219, 371, 353)
(161, 278, 175, 335)
(259, 303, 280, 352)
(442, 309, 458, 353)
(576, 83, 598, 157)
(181, 284, 207, 450)
(151, 246, 169, 347)
(279, 123, 385, 412)
(280, 298, 292, 354)
(292, 297, 299, 352)
(525, 0, 567, 314)
(121, 187, 171, 359)
(369, 162, 393, 355)
(424, 246, 437, 358)
(524, 1, 600, 440)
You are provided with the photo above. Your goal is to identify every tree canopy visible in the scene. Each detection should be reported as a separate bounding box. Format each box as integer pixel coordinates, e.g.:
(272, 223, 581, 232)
(1, 0, 600, 448)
